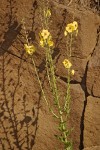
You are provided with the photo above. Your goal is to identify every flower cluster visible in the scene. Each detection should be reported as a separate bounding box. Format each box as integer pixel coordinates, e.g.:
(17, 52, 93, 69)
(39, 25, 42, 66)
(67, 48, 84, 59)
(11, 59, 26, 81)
(64, 21, 78, 36)
(40, 29, 54, 48)
(24, 44, 36, 55)
(63, 59, 75, 75)
(63, 59, 72, 69)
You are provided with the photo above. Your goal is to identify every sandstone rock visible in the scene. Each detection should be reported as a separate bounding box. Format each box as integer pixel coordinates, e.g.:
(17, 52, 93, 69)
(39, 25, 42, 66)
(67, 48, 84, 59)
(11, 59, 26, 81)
(84, 96, 100, 148)
(83, 146, 100, 150)
(86, 34, 100, 97)
(0, 53, 40, 150)
(70, 84, 85, 150)
(79, 10, 98, 58)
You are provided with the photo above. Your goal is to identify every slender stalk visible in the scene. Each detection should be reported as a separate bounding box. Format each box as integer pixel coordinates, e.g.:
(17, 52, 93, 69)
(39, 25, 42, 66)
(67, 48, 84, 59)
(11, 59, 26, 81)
(64, 32, 73, 113)
(47, 47, 60, 108)
(50, 108, 59, 119)
(69, 33, 73, 57)
(45, 49, 52, 90)
(64, 68, 71, 113)
(60, 115, 67, 142)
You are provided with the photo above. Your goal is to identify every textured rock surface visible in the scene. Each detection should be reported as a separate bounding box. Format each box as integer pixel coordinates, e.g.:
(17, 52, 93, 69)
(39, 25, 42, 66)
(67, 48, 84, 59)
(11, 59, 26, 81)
(83, 146, 100, 150)
(0, 0, 100, 150)
(70, 84, 85, 150)
(86, 33, 100, 97)
(84, 96, 100, 148)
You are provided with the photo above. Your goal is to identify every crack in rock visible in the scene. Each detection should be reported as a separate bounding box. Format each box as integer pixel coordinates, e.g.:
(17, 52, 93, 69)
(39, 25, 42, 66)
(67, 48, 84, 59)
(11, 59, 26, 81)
(80, 60, 90, 150)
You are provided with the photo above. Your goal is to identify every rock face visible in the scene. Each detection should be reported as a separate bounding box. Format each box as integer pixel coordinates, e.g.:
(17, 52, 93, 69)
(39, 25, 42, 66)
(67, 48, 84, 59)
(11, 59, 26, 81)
(84, 96, 100, 148)
(0, 0, 100, 150)
(86, 33, 100, 97)
(83, 146, 100, 150)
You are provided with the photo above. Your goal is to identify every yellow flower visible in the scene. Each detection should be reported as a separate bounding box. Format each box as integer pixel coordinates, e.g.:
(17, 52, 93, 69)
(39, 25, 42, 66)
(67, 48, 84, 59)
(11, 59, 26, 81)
(63, 59, 72, 69)
(41, 29, 50, 40)
(71, 69, 75, 75)
(40, 30, 54, 48)
(44, 9, 51, 18)
(64, 21, 78, 35)
(40, 39, 44, 47)
(48, 40, 54, 47)
(73, 21, 78, 31)
(66, 23, 75, 33)
(24, 44, 36, 55)
(64, 30, 67, 36)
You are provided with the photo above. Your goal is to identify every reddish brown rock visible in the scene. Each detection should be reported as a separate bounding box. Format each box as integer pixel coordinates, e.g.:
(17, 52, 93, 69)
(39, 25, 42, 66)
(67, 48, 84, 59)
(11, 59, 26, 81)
(83, 146, 100, 150)
(86, 34, 100, 97)
(70, 84, 85, 150)
(84, 96, 100, 148)
(79, 10, 99, 58)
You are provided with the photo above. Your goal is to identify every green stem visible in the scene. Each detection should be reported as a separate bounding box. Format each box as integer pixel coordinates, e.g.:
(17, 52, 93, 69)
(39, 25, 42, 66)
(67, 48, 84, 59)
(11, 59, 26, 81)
(64, 33, 72, 112)
(50, 108, 59, 119)
(47, 47, 60, 109)
(59, 114, 68, 148)
(69, 33, 73, 57)
(64, 68, 71, 113)
(46, 49, 52, 90)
